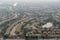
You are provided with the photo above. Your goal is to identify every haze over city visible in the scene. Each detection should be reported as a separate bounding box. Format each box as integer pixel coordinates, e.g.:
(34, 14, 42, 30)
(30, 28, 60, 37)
(0, 0, 60, 40)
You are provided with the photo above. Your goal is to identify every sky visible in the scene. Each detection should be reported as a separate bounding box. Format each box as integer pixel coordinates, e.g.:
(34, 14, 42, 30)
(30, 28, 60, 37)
(0, 0, 60, 2)
(21, 0, 60, 2)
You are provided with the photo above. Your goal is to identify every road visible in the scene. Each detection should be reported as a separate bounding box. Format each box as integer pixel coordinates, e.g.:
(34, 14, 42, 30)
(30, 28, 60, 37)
(0, 16, 17, 25)
(5, 17, 32, 35)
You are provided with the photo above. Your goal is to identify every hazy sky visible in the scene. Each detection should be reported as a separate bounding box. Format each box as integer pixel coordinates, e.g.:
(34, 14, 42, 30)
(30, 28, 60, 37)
(22, 0, 59, 2)
(9, 0, 60, 2)
(0, 0, 60, 3)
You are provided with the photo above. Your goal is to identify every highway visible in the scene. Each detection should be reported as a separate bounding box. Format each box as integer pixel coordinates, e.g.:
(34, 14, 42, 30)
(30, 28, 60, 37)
(0, 16, 17, 25)
(10, 17, 34, 36)
(5, 17, 33, 35)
